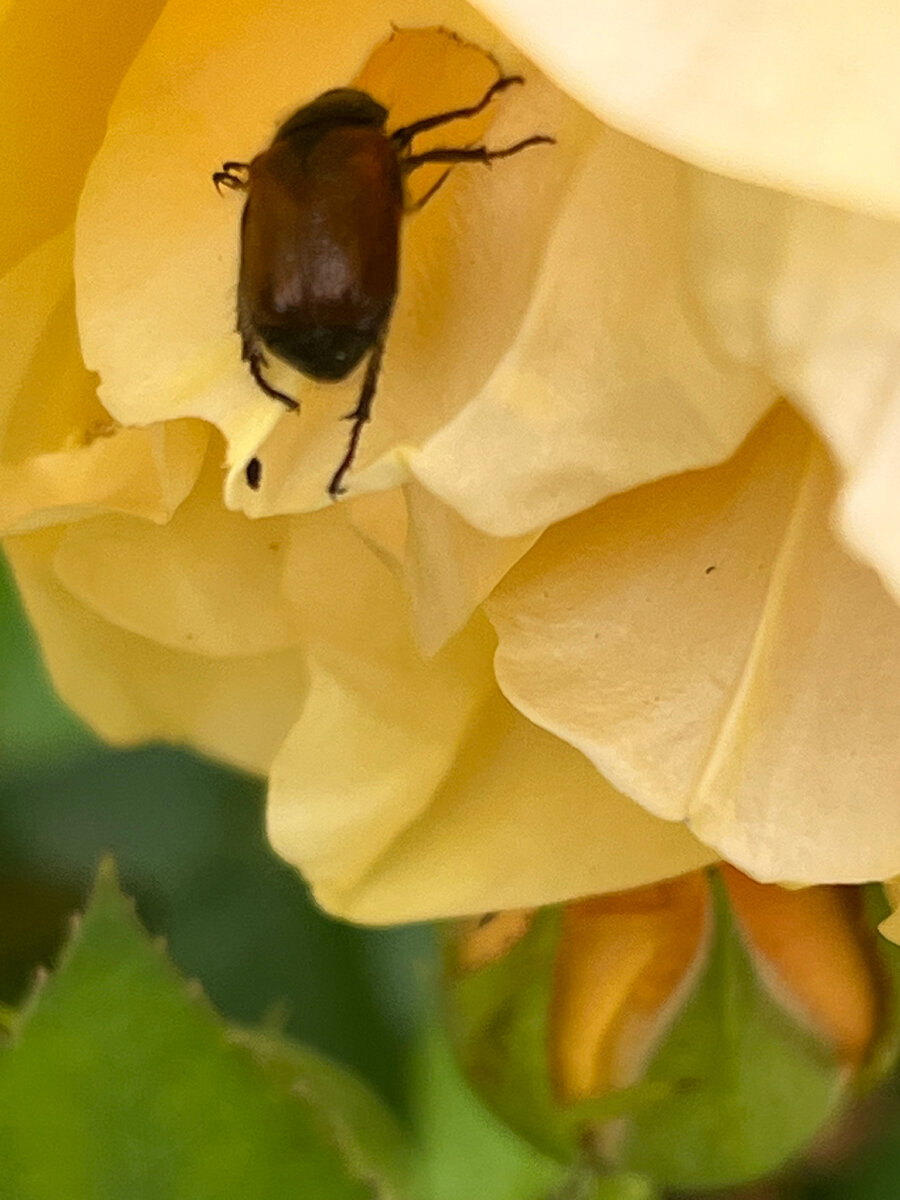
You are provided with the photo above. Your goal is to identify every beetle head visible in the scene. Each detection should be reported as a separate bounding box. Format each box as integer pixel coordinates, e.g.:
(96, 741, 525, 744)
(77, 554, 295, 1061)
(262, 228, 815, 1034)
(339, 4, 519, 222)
(273, 88, 389, 145)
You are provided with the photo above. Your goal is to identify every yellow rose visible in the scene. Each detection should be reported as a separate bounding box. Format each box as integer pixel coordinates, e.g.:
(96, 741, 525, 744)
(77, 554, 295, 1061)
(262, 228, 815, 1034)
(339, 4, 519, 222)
(3, 0, 900, 924)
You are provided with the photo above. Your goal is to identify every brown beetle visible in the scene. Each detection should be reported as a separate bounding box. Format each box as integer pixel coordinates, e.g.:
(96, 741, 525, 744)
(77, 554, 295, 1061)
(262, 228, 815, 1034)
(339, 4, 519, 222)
(214, 74, 553, 496)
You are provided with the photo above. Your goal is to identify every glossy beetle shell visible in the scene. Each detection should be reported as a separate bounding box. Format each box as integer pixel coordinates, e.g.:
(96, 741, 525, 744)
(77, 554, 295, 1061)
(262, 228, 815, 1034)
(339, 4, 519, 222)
(237, 89, 403, 382)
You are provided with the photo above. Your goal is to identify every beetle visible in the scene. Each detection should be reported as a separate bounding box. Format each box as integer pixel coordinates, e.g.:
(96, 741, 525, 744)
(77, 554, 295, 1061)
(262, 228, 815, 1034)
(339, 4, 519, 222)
(213, 73, 553, 496)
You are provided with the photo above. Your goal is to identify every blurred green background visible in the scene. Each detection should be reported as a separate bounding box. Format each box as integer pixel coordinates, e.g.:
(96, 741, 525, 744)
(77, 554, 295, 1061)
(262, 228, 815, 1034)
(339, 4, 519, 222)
(2, 547, 900, 1200)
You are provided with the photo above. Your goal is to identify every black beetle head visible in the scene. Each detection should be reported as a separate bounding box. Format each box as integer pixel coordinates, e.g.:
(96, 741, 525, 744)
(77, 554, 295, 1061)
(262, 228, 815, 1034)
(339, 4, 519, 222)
(273, 89, 389, 145)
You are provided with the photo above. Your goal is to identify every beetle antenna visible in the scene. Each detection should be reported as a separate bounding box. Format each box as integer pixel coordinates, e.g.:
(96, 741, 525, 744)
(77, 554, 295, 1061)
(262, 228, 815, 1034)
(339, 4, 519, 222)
(328, 341, 385, 497)
(391, 75, 524, 149)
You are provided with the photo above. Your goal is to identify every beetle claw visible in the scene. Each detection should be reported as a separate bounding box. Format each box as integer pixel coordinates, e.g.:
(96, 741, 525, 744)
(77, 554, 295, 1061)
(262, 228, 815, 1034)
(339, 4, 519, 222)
(212, 162, 250, 194)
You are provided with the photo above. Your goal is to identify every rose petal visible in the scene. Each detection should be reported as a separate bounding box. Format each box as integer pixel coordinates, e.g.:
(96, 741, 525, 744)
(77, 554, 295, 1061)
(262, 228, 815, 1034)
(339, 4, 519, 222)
(75, 4, 575, 512)
(4, 529, 307, 773)
(879, 881, 900, 945)
(345, 488, 409, 572)
(0, 0, 164, 274)
(0, 230, 207, 535)
(687, 169, 900, 609)
(265, 508, 553, 921)
(404, 482, 539, 654)
(409, 128, 775, 536)
(472, 0, 900, 220)
(49, 449, 302, 657)
(272, 686, 715, 923)
(78, 4, 775, 530)
(488, 405, 900, 884)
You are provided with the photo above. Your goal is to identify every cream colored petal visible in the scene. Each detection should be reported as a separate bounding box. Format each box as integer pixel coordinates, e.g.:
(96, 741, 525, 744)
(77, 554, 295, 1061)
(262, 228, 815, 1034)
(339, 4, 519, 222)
(344, 488, 409, 575)
(687, 170, 900, 609)
(0, 230, 207, 535)
(4, 530, 307, 774)
(280, 688, 715, 923)
(488, 405, 900, 884)
(879, 881, 900, 945)
(269, 506, 502, 909)
(409, 126, 775, 536)
(278, 500, 438, 664)
(266, 504, 520, 923)
(473, 0, 900, 221)
(78, 4, 772, 529)
(75, 5, 575, 514)
(32, 445, 427, 662)
(266, 596, 498, 919)
(403, 482, 539, 655)
(48, 450, 302, 658)
(0, 0, 164, 275)
(879, 911, 900, 946)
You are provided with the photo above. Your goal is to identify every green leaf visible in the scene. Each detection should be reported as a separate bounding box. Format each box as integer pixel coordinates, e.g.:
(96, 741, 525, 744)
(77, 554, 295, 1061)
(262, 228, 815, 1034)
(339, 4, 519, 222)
(410, 1021, 567, 1200)
(0, 859, 411, 1200)
(231, 1028, 411, 1195)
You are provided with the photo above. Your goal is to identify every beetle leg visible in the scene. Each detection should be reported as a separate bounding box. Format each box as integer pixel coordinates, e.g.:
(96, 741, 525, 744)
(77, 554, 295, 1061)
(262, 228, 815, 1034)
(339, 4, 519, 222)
(239, 304, 300, 411)
(247, 352, 300, 411)
(212, 161, 250, 194)
(402, 134, 555, 174)
(391, 75, 524, 150)
(328, 341, 385, 497)
(405, 168, 452, 214)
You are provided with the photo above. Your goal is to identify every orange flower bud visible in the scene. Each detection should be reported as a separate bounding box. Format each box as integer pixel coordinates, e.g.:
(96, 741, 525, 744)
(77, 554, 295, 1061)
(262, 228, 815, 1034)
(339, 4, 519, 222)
(445, 869, 898, 1191)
